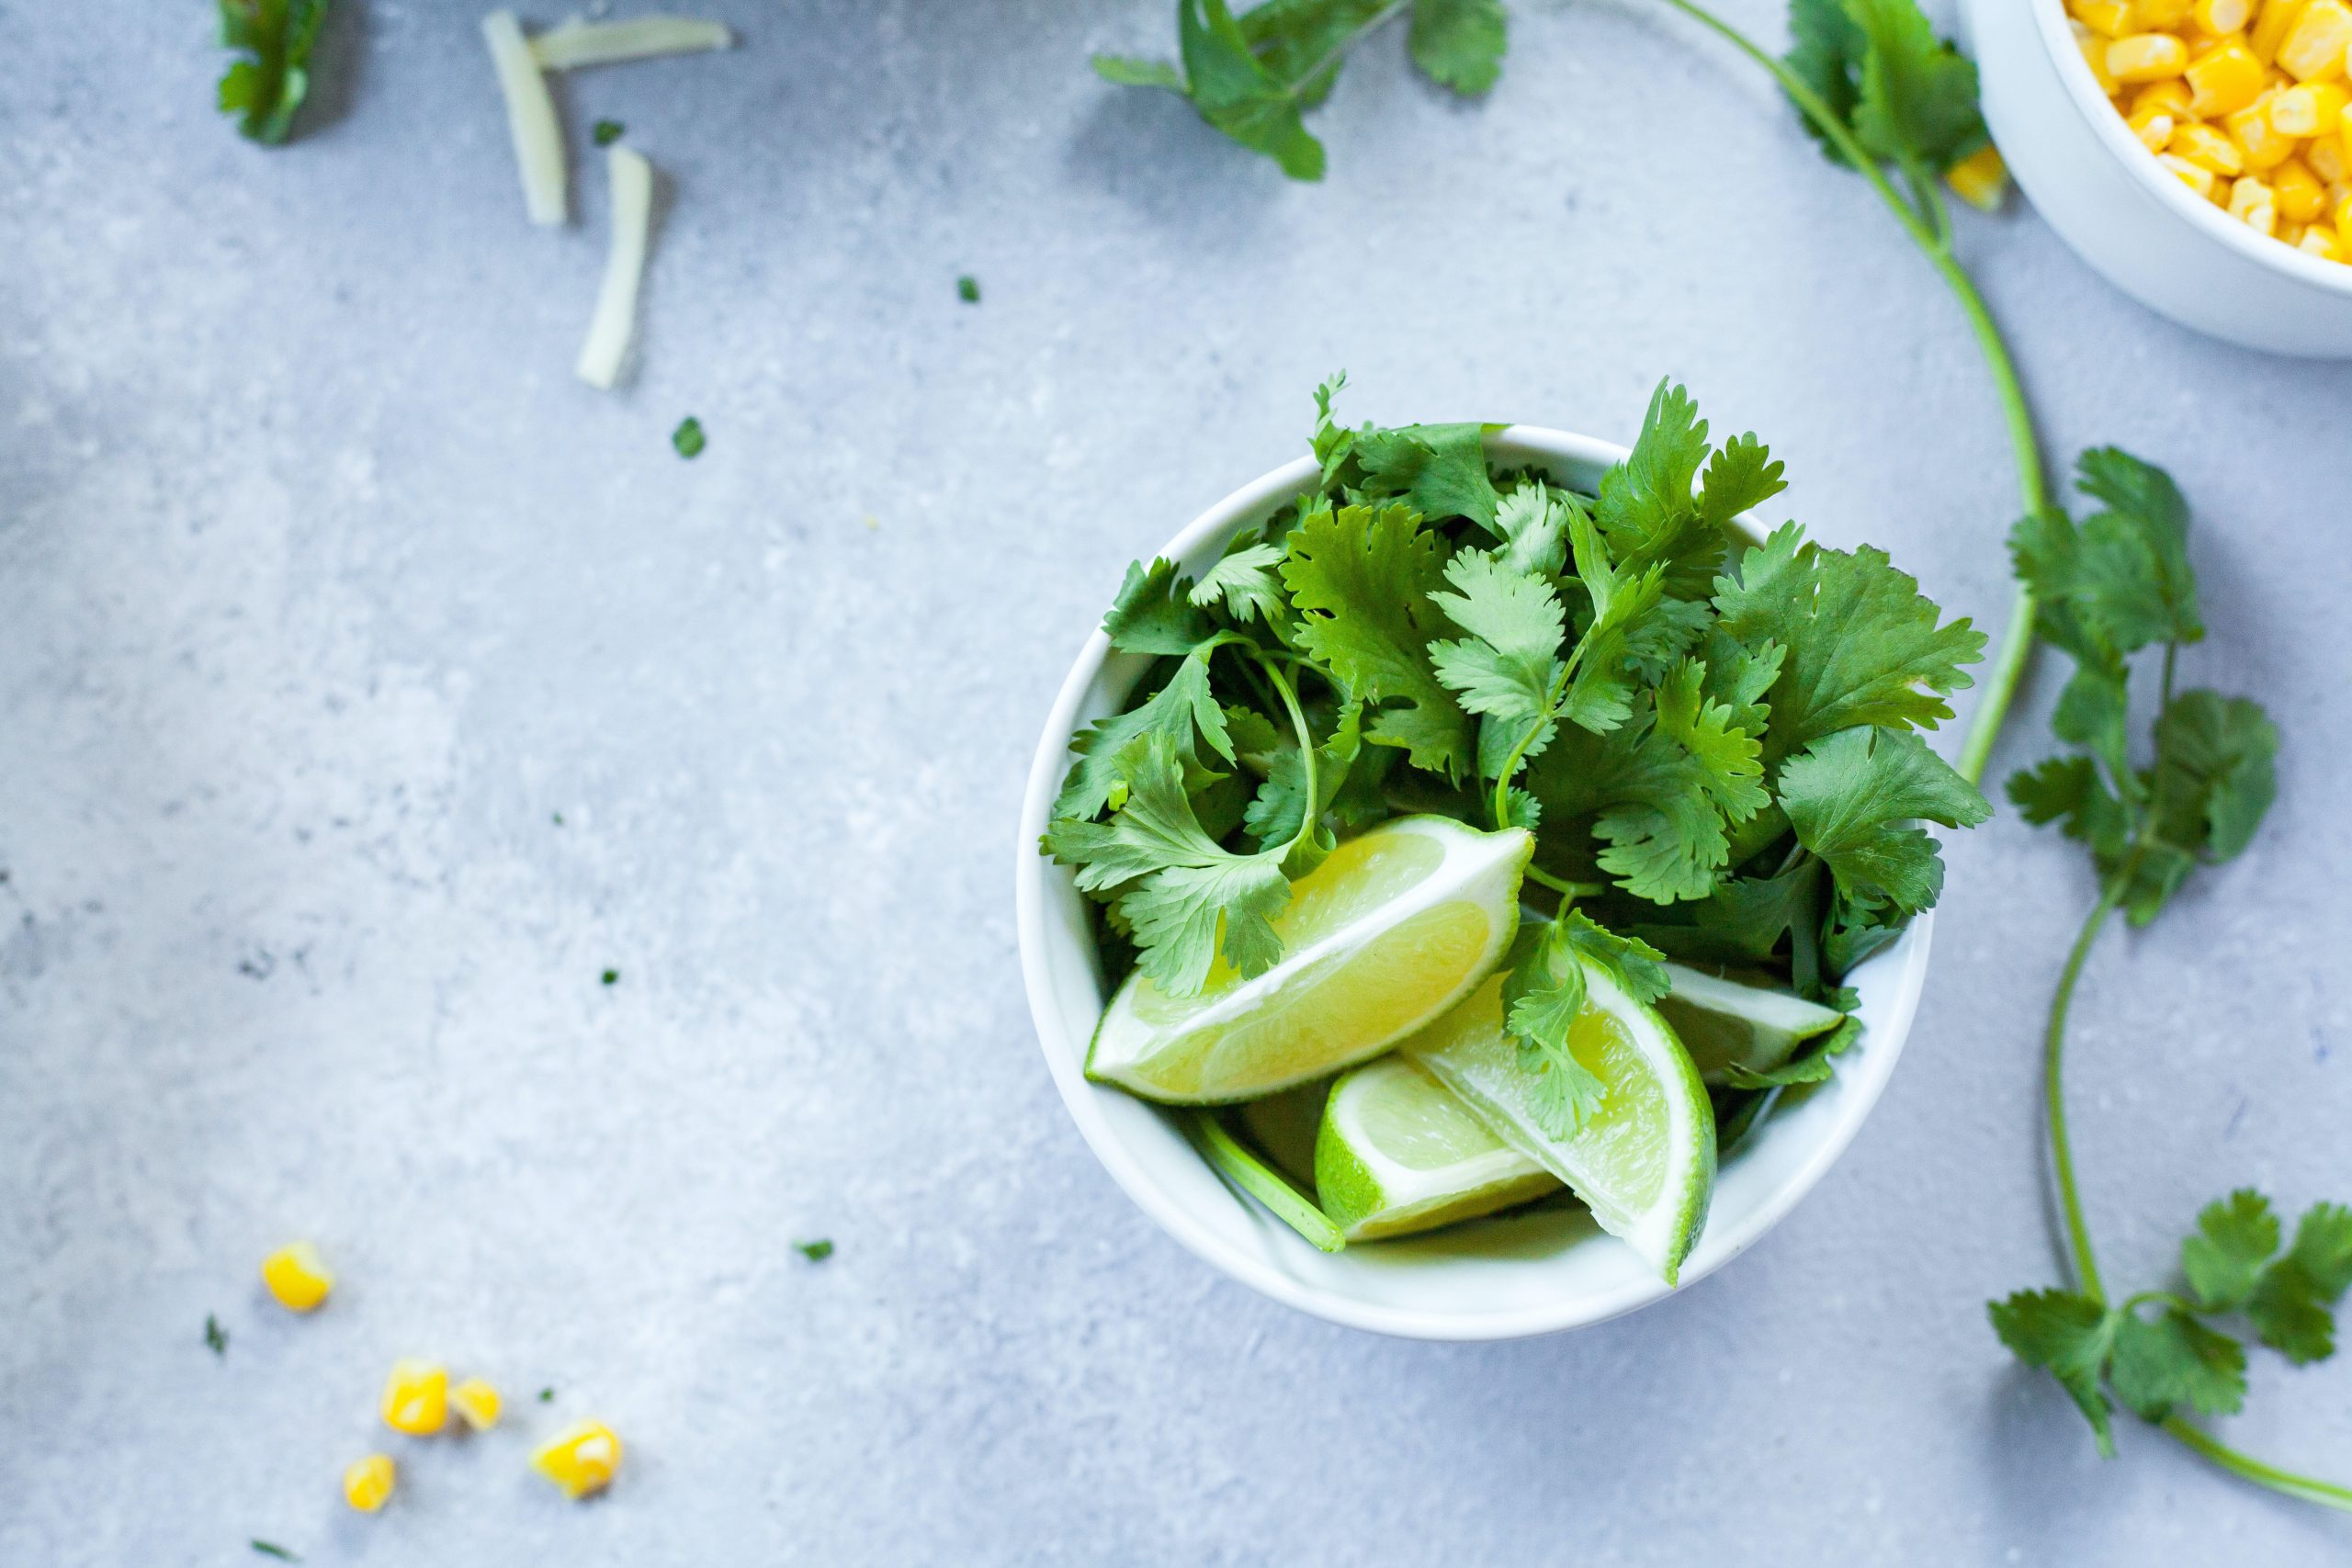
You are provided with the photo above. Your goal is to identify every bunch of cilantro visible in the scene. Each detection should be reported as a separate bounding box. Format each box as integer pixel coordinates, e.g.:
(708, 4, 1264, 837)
(1044, 376, 1989, 1145)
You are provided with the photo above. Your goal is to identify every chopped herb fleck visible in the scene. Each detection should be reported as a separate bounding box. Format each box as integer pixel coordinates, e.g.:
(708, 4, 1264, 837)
(206, 1314, 229, 1358)
(673, 417, 706, 458)
(956, 275, 980, 303)
(796, 1239, 834, 1261)
(249, 1543, 300, 1563)
(593, 118, 626, 146)
(552, 811, 564, 826)
(600, 968, 619, 986)
(538, 1386, 555, 1403)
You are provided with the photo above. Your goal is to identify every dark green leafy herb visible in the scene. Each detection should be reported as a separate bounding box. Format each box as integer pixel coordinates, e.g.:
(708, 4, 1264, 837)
(218, 0, 329, 144)
(673, 417, 706, 458)
(1093, 0, 1510, 179)
(795, 1239, 834, 1261)
(593, 118, 626, 146)
(205, 1314, 229, 1358)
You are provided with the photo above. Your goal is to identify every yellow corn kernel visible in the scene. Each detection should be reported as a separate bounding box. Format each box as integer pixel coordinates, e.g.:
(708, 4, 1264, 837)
(260, 1241, 334, 1313)
(2132, 77, 2199, 115)
(2199, 0, 2256, 29)
(380, 1359, 449, 1436)
(2338, 187, 2352, 240)
(2229, 174, 2282, 228)
(2110, 32, 2193, 79)
(2136, 0, 2197, 24)
(2189, 39, 2271, 113)
(2301, 223, 2344, 254)
(2075, 19, 2124, 88)
(2270, 79, 2352, 130)
(2160, 151, 2224, 192)
(2227, 92, 2302, 164)
(2278, 0, 2352, 76)
(2310, 130, 2348, 178)
(344, 1454, 396, 1513)
(450, 1377, 503, 1431)
(530, 1419, 623, 1499)
(2174, 118, 2254, 168)
(2132, 107, 2181, 148)
(2252, 0, 2312, 62)
(2275, 153, 2330, 213)
(1945, 144, 2011, 210)
(2075, 0, 2139, 32)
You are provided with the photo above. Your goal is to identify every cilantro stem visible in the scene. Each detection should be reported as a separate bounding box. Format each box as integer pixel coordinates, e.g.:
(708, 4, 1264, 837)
(1255, 654, 1320, 857)
(1184, 1109, 1345, 1251)
(2160, 1418, 2352, 1513)
(1646, 0, 2048, 789)
(1524, 864, 1604, 900)
(1283, 0, 1414, 100)
(2044, 869, 2127, 1303)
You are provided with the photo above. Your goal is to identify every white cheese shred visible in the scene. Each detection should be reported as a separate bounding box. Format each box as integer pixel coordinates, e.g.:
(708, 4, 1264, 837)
(576, 144, 655, 390)
(482, 10, 567, 226)
(530, 17, 734, 71)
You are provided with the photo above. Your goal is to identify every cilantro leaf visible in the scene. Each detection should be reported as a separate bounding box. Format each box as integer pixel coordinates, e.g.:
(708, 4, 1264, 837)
(2011, 449, 2203, 663)
(1594, 381, 1724, 600)
(1189, 541, 1289, 626)
(1845, 0, 1986, 172)
(1283, 502, 1475, 780)
(1181, 0, 1329, 179)
(1054, 651, 1236, 819)
(2246, 1202, 2352, 1365)
(1428, 550, 1569, 778)
(1989, 1289, 2118, 1457)
(1106, 558, 1218, 655)
(1697, 431, 1789, 532)
(1724, 1012, 1861, 1089)
(2149, 690, 2278, 866)
(2181, 1189, 2280, 1311)
(1502, 915, 1668, 1135)
(1487, 477, 1573, 578)
(1780, 727, 1992, 916)
(1654, 657, 1769, 824)
(1043, 734, 1292, 996)
(1408, 0, 1509, 95)
(1238, 700, 1363, 873)
(1713, 525, 1985, 762)
(2109, 1307, 2247, 1422)
(218, 0, 329, 145)
(1352, 422, 1505, 532)
(1784, 0, 1867, 162)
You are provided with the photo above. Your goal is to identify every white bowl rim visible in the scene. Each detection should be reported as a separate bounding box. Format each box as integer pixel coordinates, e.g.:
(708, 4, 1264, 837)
(1012, 425, 1935, 1340)
(2028, 1, 2352, 297)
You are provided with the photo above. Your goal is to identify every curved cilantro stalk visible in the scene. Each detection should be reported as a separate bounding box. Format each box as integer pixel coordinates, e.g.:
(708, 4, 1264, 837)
(1647, 0, 2044, 787)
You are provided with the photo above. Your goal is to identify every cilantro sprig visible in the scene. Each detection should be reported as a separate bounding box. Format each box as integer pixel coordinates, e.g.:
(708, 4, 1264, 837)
(1986, 454, 2350, 1512)
(1045, 377, 1985, 1145)
(217, 0, 330, 145)
(1095, 0, 1509, 178)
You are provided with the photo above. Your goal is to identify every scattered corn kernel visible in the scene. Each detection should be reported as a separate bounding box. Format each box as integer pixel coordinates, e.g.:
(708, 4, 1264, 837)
(381, 1359, 449, 1436)
(2188, 39, 2271, 112)
(2196, 0, 2256, 29)
(2269, 78, 2351, 130)
(260, 1242, 334, 1313)
(1946, 144, 2012, 209)
(2076, 0, 2139, 31)
(2160, 151, 2223, 192)
(2278, 0, 2352, 76)
(530, 1419, 623, 1499)
(2251, 0, 2312, 62)
(2110, 30, 2194, 77)
(451, 1377, 503, 1431)
(344, 1454, 396, 1513)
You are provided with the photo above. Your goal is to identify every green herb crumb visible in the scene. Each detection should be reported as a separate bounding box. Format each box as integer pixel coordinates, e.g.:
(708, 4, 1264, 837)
(673, 417, 706, 459)
(206, 1314, 229, 1358)
(538, 1387, 555, 1403)
(956, 275, 980, 303)
(552, 811, 564, 827)
(593, 118, 626, 146)
(796, 1239, 833, 1262)
(250, 1543, 300, 1563)
(601, 969, 619, 986)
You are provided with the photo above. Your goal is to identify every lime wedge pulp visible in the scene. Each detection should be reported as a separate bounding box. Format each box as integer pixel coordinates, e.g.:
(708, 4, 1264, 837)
(1314, 1055, 1560, 1241)
(1657, 963, 1847, 1085)
(1403, 969, 1715, 1283)
(1084, 817, 1533, 1104)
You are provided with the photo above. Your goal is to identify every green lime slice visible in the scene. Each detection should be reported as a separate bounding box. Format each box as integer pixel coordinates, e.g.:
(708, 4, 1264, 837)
(1314, 1055, 1560, 1241)
(1085, 817, 1532, 1104)
(1403, 969, 1715, 1283)
(1657, 962, 1847, 1085)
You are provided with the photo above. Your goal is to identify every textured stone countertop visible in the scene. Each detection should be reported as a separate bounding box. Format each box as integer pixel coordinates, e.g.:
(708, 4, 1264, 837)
(5, 2, 2349, 1563)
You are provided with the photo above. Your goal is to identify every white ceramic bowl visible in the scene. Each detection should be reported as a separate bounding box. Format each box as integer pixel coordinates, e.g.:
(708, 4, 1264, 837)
(1014, 427, 1936, 1340)
(1962, 0, 2352, 356)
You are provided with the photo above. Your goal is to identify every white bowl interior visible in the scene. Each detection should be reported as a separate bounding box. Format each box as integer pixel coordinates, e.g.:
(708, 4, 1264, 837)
(1015, 428, 1934, 1340)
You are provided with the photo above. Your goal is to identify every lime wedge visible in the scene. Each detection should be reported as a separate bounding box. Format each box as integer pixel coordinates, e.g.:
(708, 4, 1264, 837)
(1085, 817, 1532, 1104)
(1657, 962, 1847, 1085)
(1314, 1055, 1560, 1241)
(1403, 970, 1715, 1283)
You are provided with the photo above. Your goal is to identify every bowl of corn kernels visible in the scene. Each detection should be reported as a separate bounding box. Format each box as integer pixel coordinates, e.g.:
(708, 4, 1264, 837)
(1962, 0, 2352, 355)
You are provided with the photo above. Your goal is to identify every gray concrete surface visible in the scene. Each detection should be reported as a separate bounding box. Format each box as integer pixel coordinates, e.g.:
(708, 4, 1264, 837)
(4, 2, 2350, 1562)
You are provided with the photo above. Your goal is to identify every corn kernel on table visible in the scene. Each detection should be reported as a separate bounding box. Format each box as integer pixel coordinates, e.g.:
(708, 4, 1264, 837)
(4, 4, 2350, 1563)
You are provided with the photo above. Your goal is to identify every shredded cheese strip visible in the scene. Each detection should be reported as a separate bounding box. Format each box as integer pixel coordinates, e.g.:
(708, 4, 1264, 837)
(576, 145, 655, 390)
(530, 17, 734, 71)
(482, 10, 567, 225)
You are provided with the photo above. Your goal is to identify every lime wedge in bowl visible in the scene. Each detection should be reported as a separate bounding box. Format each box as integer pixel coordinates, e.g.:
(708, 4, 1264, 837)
(1657, 963, 1848, 1085)
(1084, 817, 1532, 1104)
(1403, 971, 1715, 1283)
(1314, 1055, 1560, 1241)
